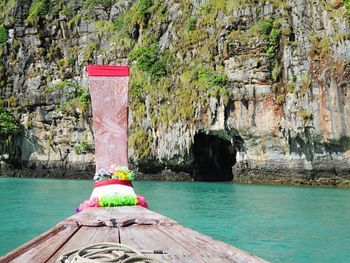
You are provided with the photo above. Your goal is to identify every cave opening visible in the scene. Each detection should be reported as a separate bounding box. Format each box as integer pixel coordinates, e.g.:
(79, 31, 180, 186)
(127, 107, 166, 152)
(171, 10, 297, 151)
(192, 133, 237, 182)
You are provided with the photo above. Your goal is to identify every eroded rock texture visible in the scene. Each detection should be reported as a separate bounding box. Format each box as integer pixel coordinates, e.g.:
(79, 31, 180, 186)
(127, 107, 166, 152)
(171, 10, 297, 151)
(0, 0, 350, 185)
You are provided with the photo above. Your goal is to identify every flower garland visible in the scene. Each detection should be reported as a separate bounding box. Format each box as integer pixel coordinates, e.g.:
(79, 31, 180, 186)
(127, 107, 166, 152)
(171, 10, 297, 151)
(76, 194, 148, 213)
(93, 165, 135, 182)
(76, 164, 148, 213)
(111, 165, 135, 181)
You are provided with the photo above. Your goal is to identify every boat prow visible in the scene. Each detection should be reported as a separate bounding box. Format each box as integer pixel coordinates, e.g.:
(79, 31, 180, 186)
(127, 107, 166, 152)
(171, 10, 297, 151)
(1, 206, 268, 263)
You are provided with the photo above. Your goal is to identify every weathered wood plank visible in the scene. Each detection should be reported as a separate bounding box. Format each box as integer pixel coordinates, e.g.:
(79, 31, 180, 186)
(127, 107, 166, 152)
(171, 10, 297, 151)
(48, 226, 119, 263)
(119, 223, 267, 263)
(120, 224, 207, 262)
(105, 206, 177, 225)
(62, 207, 114, 226)
(158, 224, 268, 263)
(0, 224, 79, 263)
(63, 206, 177, 227)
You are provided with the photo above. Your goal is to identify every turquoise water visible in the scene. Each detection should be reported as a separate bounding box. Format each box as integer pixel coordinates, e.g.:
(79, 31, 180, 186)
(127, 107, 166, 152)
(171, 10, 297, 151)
(0, 178, 350, 262)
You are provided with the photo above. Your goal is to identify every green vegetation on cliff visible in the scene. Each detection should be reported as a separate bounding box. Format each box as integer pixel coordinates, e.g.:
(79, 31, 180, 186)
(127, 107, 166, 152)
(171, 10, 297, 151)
(345, 0, 350, 14)
(74, 140, 93, 155)
(130, 43, 172, 80)
(46, 80, 91, 114)
(0, 25, 7, 44)
(0, 105, 19, 141)
(129, 129, 153, 159)
(25, 0, 48, 26)
(84, 0, 115, 11)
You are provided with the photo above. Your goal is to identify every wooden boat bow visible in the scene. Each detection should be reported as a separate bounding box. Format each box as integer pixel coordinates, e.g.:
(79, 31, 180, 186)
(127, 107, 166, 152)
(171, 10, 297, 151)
(1, 206, 269, 263)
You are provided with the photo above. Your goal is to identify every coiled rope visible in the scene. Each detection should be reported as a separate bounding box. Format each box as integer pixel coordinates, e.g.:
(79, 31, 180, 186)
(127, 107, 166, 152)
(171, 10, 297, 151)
(56, 242, 167, 263)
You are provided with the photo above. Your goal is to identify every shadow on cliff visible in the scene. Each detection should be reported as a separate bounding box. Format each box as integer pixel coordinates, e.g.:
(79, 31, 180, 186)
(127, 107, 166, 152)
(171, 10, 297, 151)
(1, 131, 46, 171)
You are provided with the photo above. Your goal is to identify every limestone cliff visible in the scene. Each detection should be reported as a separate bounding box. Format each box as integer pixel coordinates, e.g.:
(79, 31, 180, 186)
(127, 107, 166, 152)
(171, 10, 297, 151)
(1, 0, 350, 185)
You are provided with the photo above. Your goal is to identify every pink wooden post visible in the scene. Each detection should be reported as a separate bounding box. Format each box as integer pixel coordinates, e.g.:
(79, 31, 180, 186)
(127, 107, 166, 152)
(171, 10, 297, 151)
(87, 65, 129, 171)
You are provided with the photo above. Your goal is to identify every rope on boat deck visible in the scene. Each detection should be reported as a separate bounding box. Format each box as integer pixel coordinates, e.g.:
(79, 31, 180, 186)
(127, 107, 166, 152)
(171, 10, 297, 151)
(56, 242, 167, 263)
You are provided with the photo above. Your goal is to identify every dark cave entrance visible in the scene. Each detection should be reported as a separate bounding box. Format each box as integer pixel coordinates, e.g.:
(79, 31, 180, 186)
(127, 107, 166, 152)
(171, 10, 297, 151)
(192, 133, 237, 182)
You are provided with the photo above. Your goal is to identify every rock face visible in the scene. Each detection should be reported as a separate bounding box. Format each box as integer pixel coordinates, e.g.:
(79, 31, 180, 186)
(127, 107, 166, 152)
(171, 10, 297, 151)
(0, 0, 350, 185)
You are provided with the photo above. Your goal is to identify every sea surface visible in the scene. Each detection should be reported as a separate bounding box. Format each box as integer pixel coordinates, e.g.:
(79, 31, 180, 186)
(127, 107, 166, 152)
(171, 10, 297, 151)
(0, 178, 349, 262)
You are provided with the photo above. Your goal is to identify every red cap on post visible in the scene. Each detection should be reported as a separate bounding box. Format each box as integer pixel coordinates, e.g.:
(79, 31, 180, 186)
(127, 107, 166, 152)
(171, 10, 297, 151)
(87, 65, 130, 77)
